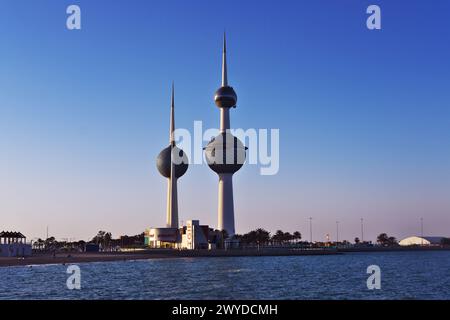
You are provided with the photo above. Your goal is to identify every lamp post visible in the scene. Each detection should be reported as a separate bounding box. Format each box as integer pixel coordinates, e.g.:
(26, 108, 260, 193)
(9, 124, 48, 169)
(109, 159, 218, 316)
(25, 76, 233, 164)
(336, 221, 339, 245)
(420, 217, 424, 246)
(309, 217, 313, 244)
(361, 218, 364, 243)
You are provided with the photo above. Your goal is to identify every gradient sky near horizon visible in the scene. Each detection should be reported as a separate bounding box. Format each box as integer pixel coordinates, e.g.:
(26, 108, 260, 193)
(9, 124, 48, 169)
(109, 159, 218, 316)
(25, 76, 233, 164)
(1, 0, 449, 242)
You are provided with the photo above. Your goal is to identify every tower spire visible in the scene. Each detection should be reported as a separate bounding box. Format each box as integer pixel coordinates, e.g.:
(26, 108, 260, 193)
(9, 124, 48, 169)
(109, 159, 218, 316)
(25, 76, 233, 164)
(222, 32, 228, 87)
(170, 82, 175, 146)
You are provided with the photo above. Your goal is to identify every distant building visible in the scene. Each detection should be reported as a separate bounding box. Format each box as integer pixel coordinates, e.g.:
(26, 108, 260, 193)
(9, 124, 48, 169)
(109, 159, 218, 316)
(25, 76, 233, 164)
(180, 220, 210, 250)
(145, 220, 222, 250)
(145, 227, 179, 249)
(399, 236, 447, 246)
(0, 231, 32, 257)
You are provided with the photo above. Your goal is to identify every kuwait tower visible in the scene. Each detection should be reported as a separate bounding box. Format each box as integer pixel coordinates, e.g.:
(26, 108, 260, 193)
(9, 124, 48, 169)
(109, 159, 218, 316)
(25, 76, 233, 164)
(156, 84, 189, 228)
(205, 34, 247, 237)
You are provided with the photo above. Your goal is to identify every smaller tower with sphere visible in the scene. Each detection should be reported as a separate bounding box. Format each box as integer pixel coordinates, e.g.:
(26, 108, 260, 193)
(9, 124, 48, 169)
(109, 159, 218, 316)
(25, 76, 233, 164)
(205, 34, 246, 237)
(156, 84, 188, 228)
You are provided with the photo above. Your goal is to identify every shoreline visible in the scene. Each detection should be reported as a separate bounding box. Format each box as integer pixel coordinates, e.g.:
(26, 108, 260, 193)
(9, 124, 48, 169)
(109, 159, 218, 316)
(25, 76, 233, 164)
(1, 247, 449, 268)
(0, 252, 174, 268)
(1, 248, 337, 267)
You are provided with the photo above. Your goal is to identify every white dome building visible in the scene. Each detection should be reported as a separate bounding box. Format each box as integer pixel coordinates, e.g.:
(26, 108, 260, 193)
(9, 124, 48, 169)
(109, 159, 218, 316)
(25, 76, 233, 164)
(399, 236, 446, 246)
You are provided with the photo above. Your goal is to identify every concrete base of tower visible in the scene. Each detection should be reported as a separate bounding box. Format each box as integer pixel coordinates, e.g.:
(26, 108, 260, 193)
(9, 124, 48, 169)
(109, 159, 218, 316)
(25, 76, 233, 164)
(217, 173, 235, 237)
(166, 177, 179, 229)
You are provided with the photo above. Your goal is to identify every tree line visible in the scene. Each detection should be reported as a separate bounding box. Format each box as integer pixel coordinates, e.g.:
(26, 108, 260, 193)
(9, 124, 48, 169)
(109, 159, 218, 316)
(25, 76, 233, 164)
(32, 231, 145, 252)
(232, 229, 302, 246)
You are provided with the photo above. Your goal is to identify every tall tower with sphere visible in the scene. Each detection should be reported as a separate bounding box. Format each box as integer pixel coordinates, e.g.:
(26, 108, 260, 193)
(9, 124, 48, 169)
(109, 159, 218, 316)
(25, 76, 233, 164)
(205, 34, 247, 237)
(156, 84, 188, 228)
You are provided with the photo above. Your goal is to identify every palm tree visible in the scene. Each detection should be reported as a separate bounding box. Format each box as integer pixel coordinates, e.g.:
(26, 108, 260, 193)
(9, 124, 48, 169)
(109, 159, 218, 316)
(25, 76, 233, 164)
(255, 228, 270, 246)
(293, 231, 302, 243)
(104, 232, 112, 251)
(283, 232, 293, 245)
(387, 236, 398, 246)
(272, 230, 285, 245)
(45, 237, 56, 251)
(248, 230, 258, 244)
(76, 240, 86, 252)
(377, 233, 389, 246)
(377, 233, 388, 245)
(91, 231, 114, 250)
(232, 234, 243, 241)
(35, 238, 45, 251)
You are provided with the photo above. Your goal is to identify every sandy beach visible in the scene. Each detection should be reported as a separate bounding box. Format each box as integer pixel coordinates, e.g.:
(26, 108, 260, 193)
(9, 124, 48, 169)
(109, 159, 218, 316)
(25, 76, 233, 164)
(0, 248, 339, 267)
(0, 252, 174, 267)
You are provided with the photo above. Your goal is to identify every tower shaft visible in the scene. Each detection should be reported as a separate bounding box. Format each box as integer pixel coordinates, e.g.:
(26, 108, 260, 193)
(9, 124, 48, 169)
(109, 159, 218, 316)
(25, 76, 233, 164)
(220, 108, 230, 133)
(218, 173, 235, 236)
(166, 174, 178, 228)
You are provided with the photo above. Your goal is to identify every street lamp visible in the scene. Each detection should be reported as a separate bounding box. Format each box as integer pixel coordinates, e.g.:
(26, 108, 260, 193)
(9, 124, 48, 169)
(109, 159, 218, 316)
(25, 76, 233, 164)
(361, 218, 364, 243)
(336, 221, 339, 245)
(421, 217, 424, 246)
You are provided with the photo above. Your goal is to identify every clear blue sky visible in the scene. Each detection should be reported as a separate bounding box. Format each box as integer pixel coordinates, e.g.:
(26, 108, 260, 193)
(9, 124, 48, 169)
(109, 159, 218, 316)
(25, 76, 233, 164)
(1, 0, 449, 242)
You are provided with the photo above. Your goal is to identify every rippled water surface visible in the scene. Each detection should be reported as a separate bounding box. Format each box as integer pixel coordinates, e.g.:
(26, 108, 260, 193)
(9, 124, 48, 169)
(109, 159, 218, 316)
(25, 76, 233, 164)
(0, 251, 449, 300)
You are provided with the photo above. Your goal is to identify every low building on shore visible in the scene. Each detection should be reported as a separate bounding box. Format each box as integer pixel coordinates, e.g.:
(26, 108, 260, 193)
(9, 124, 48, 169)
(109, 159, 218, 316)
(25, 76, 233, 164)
(0, 231, 32, 257)
(145, 227, 179, 249)
(399, 236, 448, 246)
(180, 220, 212, 250)
(145, 220, 223, 250)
